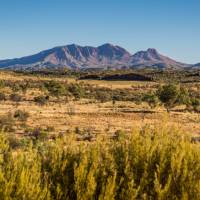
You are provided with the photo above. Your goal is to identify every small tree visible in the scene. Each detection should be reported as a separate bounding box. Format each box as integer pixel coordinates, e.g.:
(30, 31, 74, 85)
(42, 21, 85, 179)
(157, 84, 180, 112)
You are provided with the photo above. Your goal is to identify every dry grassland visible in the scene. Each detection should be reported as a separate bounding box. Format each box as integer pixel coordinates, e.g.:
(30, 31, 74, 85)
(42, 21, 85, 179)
(0, 71, 199, 138)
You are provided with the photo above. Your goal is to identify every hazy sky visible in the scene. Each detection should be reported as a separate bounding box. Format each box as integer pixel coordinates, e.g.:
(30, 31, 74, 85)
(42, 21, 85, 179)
(0, 0, 199, 63)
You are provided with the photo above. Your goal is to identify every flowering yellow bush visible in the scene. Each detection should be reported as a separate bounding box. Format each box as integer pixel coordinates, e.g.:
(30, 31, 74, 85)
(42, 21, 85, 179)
(0, 125, 200, 199)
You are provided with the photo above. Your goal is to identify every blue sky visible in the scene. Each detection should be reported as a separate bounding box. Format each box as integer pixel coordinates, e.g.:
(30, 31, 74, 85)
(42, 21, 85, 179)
(0, 0, 199, 63)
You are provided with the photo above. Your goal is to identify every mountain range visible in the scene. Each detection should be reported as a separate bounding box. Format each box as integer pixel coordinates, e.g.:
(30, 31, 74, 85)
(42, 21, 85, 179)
(0, 43, 197, 70)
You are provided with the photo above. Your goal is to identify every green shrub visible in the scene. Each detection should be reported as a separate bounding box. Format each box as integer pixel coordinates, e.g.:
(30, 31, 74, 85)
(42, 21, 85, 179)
(95, 90, 112, 103)
(44, 81, 67, 97)
(11, 83, 21, 92)
(20, 81, 30, 94)
(190, 97, 200, 112)
(9, 93, 22, 102)
(34, 95, 49, 106)
(68, 83, 85, 100)
(10, 81, 30, 94)
(0, 92, 6, 101)
(142, 92, 159, 109)
(0, 80, 5, 89)
(178, 86, 191, 105)
(0, 113, 15, 132)
(46, 126, 55, 132)
(31, 128, 48, 141)
(6, 134, 21, 149)
(14, 110, 30, 122)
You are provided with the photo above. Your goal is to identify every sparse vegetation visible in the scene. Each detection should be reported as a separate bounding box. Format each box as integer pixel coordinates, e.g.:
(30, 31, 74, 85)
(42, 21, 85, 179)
(0, 69, 198, 199)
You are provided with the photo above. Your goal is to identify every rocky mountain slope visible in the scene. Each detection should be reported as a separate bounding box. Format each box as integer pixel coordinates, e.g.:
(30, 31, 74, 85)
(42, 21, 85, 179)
(0, 43, 191, 70)
(130, 48, 188, 68)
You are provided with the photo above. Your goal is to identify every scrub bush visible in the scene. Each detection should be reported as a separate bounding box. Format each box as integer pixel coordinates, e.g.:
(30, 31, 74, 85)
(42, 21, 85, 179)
(1, 125, 200, 199)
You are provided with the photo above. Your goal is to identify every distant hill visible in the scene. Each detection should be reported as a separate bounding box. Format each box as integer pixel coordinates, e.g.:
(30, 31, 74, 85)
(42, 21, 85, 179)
(130, 48, 189, 69)
(192, 63, 200, 68)
(0, 43, 192, 70)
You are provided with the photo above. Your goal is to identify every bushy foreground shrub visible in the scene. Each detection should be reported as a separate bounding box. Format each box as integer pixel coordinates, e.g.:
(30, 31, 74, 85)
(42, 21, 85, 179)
(0, 134, 50, 199)
(1, 125, 200, 199)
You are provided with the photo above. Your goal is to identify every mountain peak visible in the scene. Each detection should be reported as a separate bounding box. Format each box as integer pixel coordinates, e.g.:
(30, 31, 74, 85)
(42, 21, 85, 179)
(66, 44, 80, 48)
(99, 43, 115, 48)
(0, 43, 190, 69)
(130, 48, 188, 68)
(147, 48, 158, 55)
(132, 48, 159, 58)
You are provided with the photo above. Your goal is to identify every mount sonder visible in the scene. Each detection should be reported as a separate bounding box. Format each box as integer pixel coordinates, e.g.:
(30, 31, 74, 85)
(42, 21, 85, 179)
(0, 43, 195, 70)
